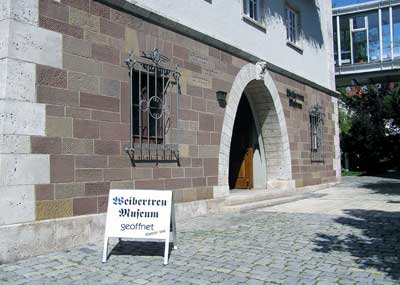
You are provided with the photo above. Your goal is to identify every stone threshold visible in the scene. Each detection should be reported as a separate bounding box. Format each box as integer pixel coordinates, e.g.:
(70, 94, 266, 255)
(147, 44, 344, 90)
(223, 182, 339, 212)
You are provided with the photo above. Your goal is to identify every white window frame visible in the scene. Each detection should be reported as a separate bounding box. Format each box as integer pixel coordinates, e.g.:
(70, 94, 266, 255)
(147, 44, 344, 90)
(242, 0, 264, 28)
(286, 6, 300, 46)
(350, 15, 370, 64)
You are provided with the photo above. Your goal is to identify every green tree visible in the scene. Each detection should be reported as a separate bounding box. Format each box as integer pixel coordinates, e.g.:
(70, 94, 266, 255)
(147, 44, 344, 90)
(339, 109, 351, 135)
(383, 86, 400, 130)
(340, 84, 399, 173)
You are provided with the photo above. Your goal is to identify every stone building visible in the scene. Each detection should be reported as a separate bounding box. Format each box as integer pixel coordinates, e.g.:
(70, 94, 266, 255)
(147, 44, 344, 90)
(0, 0, 340, 261)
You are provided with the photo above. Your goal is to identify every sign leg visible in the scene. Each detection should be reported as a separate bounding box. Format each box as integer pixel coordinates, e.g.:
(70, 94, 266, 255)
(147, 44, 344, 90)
(163, 234, 170, 265)
(171, 202, 178, 250)
(102, 237, 109, 263)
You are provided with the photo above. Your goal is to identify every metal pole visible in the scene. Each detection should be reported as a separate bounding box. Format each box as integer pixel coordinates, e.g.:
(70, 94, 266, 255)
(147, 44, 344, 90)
(155, 65, 158, 163)
(162, 71, 166, 160)
(379, 8, 383, 62)
(337, 16, 342, 66)
(390, 6, 394, 60)
(139, 69, 142, 159)
(129, 66, 134, 150)
(366, 16, 370, 63)
(350, 18, 354, 64)
(147, 67, 150, 160)
(176, 74, 180, 158)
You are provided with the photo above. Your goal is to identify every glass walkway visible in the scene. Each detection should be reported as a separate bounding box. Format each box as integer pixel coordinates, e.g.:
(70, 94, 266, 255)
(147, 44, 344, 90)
(333, 0, 400, 86)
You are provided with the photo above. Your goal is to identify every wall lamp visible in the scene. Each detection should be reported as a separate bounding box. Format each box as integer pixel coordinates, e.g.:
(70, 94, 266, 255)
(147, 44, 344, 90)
(216, 91, 227, 107)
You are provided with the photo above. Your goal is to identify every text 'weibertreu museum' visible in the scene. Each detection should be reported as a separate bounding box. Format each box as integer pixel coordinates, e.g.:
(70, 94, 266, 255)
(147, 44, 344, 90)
(0, 0, 341, 262)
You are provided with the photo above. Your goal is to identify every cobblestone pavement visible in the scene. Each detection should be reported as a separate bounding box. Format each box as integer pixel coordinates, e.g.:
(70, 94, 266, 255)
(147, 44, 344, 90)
(1, 176, 399, 285)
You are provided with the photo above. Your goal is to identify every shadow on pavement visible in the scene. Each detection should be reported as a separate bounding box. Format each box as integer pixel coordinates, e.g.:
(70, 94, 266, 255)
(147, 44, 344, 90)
(359, 180, 400, 196)
(108, 240, 173, 259)
(313, 209, 400, 280)
(362, 171, 400, 180)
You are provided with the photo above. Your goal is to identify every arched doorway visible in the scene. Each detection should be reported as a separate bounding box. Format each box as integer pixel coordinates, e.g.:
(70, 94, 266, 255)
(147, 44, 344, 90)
(214, 63, 295, 198)
(229, 95, 257, 189)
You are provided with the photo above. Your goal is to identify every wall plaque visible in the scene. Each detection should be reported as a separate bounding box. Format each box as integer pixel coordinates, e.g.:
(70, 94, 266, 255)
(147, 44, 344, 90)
(287, 89, 304, 109)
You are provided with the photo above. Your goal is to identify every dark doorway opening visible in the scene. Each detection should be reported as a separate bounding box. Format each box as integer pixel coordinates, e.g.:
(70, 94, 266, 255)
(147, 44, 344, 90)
(229, 95, 257, 190)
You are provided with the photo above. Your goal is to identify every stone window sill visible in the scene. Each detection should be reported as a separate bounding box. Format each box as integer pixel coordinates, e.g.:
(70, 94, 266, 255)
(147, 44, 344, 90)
(242, 15, 266, 32)
(286, 41, 303, 54)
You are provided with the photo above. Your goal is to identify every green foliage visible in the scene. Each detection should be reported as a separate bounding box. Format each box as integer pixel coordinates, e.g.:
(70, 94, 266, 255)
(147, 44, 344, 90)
(383, 86, 400, 130)
(339, 109, 351, 135)
(340, 84, 400, 173)
(341, 170, 363, 176)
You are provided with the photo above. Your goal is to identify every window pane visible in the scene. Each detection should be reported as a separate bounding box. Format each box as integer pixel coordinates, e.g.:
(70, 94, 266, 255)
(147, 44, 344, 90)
(286, 8, 298, 44)
(132, 71, 164, 138)
(353, 30, 368, 63)
(353, 15, 366, 29)
(368, 11, 380, 62)
(382, 8, 391, 60)
(254, 0, 258, 21)
(393, 7, 400, 58)
(292, 12, 296, 41)
(340, 15, 351, 64)
(286, 8, 290, 40)
(243, 0, 248, 16)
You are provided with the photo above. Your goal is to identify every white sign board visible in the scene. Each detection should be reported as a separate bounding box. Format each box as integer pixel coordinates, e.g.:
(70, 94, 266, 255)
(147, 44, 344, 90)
(102, 190, 177, 265)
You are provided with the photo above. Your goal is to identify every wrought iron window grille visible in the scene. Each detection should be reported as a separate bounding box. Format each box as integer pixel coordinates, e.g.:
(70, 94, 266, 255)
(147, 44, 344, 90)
(309, 104, 325, 163)
(125, 49, 181, 165)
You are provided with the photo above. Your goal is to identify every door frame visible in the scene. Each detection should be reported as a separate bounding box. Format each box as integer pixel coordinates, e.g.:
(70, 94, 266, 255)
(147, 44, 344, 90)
(215, 63, 294, 198)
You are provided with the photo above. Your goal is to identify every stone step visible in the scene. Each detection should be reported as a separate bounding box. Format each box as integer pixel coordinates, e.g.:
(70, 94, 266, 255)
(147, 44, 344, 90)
(224, 195, 302, 213)
(226, 188, 298, 206)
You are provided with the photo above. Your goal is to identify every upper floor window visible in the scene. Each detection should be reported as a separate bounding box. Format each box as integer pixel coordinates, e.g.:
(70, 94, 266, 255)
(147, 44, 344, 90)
(286, 6, 299, 44)
(243, 0, 261, 23)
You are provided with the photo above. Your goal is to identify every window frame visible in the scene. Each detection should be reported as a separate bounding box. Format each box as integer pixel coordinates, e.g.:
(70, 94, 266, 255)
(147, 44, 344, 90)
(131, 71, 165, 143)
(309, 105, 325, 163)
(285, 4, 302, 52)
(242, 0, 265, 30)
(350, 15, 370, 64)
(125, 49, 181, 163)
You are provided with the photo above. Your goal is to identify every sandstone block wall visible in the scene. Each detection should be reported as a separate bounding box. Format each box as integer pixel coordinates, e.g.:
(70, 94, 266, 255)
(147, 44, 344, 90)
(20, 0, 340, 222)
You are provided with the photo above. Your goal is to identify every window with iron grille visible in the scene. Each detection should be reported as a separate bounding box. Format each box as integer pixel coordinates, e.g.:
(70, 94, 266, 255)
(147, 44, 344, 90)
(132, 72, 164, 143)
(309, 104, 324, 162)
(286, 6, 299, 44)
(125, 49, 181, 164)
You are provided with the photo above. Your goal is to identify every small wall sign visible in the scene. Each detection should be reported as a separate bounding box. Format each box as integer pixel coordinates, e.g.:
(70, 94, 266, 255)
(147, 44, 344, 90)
(102, 189, 177, 265)
(287, 89, 304, 109)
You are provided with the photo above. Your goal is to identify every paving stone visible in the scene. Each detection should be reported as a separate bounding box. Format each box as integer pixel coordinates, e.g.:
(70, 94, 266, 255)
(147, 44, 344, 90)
(1, 177, 400, 284)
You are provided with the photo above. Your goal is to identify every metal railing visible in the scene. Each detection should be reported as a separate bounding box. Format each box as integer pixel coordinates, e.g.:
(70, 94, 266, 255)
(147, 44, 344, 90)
(309, 104, 324, 163)
(125, 49, 181, 165)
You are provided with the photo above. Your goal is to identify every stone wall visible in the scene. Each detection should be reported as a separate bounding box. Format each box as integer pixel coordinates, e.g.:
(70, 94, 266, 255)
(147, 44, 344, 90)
(270, 72, 338, 187)
(3, 0, 338, 224)
(0, 0, 61, 227)
(0, 0, 340, 262)
(33, 0, 245, 221)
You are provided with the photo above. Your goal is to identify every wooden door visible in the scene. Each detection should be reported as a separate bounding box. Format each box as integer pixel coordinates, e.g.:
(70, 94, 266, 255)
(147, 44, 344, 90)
(234, 148, 253, 189)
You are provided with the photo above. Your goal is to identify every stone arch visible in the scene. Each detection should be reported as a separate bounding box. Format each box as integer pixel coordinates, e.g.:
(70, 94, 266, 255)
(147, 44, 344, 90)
(214, 63, 294, 197)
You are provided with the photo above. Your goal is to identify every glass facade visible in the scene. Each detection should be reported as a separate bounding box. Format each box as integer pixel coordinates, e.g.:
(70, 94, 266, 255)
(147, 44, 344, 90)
(353, 30, 368, 63)
(368, 11, 380, 62)
(340, 15, 352, 64)
(382, 9, 391, 60)
(393, 6, 400, 57)
(335, 4, 400, 66)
